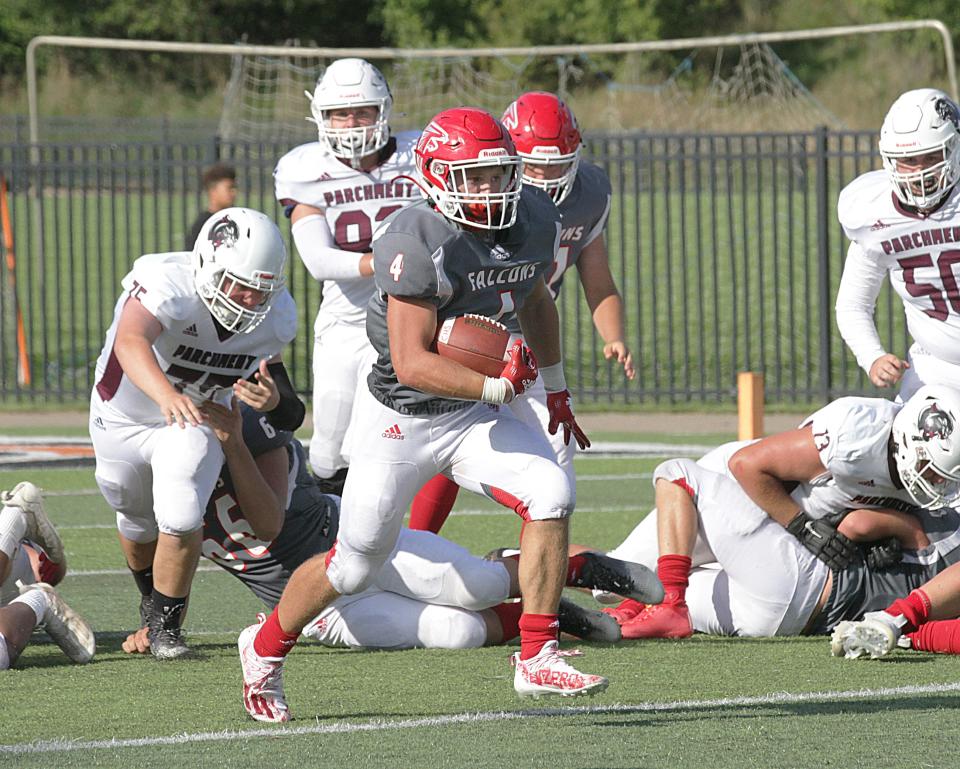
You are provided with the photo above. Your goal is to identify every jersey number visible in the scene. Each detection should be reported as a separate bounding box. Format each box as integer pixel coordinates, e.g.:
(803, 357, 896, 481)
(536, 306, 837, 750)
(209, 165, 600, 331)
(899, 250, 960, 321)
(201, 486, 272, 571)
(165, 363, 236, 398)
(333, 205, 403, 252)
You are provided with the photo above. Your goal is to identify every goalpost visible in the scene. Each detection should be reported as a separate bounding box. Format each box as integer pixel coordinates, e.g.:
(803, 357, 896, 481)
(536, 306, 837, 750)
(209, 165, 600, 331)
(26, 20, 958, 144)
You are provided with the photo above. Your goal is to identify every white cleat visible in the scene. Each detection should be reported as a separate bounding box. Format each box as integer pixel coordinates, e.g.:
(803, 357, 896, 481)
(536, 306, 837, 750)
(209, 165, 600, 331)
(239, 616, 290, 723)
(512, 640, 609, 699)
(830, 612, 905, 660)
(3, 482, 64, 565)
(18, 581, 95, 664)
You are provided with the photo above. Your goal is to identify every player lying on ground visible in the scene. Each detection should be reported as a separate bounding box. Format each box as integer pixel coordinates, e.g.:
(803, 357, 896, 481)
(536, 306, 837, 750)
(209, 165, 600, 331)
(0, 483, 95, 669)
(90, 208, 302, 660)
(594, 385, 960, 639)
(121, 401, 660, 657)
(409, 91, 634, 534)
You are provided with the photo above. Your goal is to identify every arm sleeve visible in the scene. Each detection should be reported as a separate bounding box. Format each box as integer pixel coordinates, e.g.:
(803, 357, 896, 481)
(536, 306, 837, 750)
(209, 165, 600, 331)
(291, 214, 366, 282)
(835, 241, 888, 373)
(263, 361, 306, 431)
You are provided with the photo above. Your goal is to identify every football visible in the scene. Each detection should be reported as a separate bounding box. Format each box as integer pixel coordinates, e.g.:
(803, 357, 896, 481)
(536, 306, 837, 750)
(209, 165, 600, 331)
(433, 314, 511, 377)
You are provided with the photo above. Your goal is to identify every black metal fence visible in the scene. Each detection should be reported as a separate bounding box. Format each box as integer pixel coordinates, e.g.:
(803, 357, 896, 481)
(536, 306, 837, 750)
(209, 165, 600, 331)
(0, 129, 903, 406)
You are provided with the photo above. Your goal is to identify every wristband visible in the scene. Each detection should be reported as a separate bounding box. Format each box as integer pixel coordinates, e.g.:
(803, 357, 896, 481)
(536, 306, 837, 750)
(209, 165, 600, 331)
(481, 376, 515, 405)
(540, 362, 567, 393)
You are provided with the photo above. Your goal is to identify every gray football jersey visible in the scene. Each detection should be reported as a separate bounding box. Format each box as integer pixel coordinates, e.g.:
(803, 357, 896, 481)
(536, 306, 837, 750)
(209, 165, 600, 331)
(367, 187, 561, 414)
(812, 505, 960, 634)
(202, 410, 340, 607)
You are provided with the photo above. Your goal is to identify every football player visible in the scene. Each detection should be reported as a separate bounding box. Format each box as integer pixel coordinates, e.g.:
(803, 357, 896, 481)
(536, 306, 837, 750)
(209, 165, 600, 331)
(836, 88, 960, 398)
(0, 483, 95, 669)
(601, 384, 960, 639)
(123, 401, 650, 660)
(274, 58, 421, 494)
(238, 107, 624, 723)
(408, 91, 633, 533)
(89, 207, 301, 660)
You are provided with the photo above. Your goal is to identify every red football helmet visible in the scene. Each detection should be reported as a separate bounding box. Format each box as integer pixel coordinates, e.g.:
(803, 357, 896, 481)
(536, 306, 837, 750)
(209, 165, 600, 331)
(502, 92, 581, 204)
(415, 107, 522, 230)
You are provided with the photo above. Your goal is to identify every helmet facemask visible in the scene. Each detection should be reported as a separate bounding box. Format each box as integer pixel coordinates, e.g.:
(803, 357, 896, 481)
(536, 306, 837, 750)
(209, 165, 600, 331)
(882, 139, 959, 211)
(312, 101, 390, 165)
(197, 267, 282, 334)
(519, 147, 581, 204)
(427, 155, 522, 230)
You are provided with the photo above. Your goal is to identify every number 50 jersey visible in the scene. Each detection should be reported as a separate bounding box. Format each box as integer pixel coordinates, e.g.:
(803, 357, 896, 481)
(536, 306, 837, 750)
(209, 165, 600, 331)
(93, 251, 297, 424)
(837, 169, 960, 368)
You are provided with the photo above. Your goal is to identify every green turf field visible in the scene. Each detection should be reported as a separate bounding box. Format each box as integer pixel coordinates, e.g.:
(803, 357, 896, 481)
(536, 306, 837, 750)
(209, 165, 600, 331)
(2, 451, 960, 769)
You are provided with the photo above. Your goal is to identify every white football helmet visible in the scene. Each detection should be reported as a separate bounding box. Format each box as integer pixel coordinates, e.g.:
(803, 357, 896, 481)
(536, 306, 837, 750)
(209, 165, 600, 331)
(192, 208, 286, 334)
(307, 58, 393, 165)
(879, 88, 960, 211)
(891, 384, 960, 509)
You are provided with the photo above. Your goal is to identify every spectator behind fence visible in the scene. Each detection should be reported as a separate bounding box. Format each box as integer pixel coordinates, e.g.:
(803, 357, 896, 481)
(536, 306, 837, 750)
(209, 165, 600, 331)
(185, 163, 238, 250)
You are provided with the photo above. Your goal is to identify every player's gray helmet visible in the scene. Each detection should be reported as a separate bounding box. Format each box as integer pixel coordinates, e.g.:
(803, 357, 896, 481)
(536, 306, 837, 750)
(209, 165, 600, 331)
(192, 207, 286, 334)
(892, 384, 960, 509)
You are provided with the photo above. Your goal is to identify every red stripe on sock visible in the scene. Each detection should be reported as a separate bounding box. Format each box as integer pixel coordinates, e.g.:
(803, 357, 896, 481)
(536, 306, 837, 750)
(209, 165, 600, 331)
(408, 474, 461, 533)
(565, 553, 587, 585)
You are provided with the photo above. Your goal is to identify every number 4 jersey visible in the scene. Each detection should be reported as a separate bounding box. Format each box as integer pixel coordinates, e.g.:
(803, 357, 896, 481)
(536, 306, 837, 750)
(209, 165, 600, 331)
(274, 133, 421, 328)
(836, 168, 960, 370)
(93, 252, 297, 424)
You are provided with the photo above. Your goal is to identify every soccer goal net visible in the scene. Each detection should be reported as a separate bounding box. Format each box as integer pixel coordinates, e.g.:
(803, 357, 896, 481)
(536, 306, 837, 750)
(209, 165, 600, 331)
(217, 40, 843, 143)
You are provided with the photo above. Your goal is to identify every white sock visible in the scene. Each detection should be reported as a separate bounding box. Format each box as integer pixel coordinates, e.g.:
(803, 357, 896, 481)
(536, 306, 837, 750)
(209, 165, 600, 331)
(0, 505, 26, 559)
(10, 588, 48, 625)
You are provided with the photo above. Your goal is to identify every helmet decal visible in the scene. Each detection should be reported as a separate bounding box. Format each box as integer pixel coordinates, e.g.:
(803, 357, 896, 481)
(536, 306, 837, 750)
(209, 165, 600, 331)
(208, 216, 240, 251)
(918, 403, 954, 441)
(937, 98, 960, 129)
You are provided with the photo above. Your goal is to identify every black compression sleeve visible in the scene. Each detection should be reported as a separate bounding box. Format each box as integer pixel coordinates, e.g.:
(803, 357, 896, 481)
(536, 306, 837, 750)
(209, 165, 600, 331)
(265, 361, 306, 431)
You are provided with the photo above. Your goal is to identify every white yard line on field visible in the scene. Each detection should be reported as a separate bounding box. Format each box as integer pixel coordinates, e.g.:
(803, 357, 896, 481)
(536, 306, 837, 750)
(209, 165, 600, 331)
(4, 681, 960, 755)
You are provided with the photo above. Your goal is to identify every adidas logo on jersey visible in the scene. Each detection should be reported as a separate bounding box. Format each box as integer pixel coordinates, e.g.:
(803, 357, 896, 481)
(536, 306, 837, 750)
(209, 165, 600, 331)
(869, 219, 889, 231)
(183, 323, 199, 337)
(382, 424, 404, 440)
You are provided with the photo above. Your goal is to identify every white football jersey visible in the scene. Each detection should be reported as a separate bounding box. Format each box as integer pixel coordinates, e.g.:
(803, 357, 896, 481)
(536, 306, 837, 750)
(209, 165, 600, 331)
(274, 131, 421, 327)
(836, 169, 960, 368)
(93, 252, 297, 424)
(791, 396, 916, 519)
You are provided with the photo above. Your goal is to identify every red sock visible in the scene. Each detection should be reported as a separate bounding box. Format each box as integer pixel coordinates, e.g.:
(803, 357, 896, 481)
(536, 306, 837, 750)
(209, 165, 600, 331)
(518, 612, 559, 660)
(491, 601, 523, 643)
(565, 554, 588, 586)
(408, 474, 460, 533)
(885, 589, 932, 633)
(907, 619, 960, 654)
(253, 609, 300, 659)
(657, 554, 692, 605)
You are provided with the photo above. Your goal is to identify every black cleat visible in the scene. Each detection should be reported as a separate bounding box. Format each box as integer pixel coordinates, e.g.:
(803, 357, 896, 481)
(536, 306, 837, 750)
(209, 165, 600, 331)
(569, 552, 665, 604)
(147, 600, 191, 660)
(558, 597, 622, 643)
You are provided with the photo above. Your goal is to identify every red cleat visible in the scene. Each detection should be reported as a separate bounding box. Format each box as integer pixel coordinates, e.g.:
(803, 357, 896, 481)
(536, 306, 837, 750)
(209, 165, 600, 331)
(602, 598, 645, 625)
(621, 601, 693, 640)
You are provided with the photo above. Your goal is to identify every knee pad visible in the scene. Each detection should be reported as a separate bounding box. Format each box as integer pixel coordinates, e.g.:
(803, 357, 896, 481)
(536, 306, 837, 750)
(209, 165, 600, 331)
(327, 549, 390, 596)
(151, 427, 221, 535)
(525, 461, 574, 521)
(417, 605, 487, 649)
(95, 457, 151, 517)
(116, 512, 159, 544)
(442, 558, 511, 612)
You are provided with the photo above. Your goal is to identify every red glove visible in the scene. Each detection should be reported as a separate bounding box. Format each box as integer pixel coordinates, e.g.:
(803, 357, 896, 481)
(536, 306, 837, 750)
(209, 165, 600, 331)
(500, 340, 538, 398)
(546, 390, 591, 449)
